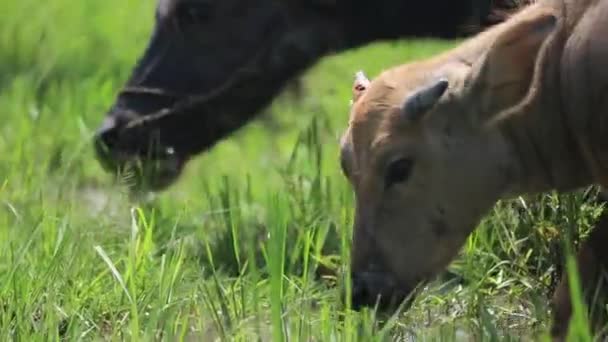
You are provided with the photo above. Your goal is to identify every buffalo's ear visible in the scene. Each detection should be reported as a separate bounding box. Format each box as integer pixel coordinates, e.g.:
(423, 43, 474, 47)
(470, 9, 558, 118)
(352, 71, 370, 103)
(402, 78, 449, 123)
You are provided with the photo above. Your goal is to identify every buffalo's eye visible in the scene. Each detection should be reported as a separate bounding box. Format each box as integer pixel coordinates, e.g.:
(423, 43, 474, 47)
(176, 1, 213, 25)
(385, 158, 413, 188)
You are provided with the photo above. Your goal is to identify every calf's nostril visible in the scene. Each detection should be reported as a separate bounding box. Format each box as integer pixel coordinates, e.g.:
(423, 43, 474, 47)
(351, 274, 371, 310)
(350, 272, 413, 311)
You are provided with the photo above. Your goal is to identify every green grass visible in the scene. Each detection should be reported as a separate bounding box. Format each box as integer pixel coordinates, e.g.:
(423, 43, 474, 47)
(0, 0, 605, 340)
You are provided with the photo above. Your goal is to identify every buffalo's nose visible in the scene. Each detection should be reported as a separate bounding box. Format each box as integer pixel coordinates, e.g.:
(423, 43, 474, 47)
(350, 272, 411, 311)
(94, 116, 121, 169)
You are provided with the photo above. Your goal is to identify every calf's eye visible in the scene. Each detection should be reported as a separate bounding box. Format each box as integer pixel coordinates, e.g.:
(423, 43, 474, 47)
(340, 155, 349, 178)
(385, 158, 413, 188)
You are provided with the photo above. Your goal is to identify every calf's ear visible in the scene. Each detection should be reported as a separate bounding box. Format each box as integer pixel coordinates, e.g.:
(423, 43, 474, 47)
(470, 8, 558, 122)
(352, 71, 370, 104)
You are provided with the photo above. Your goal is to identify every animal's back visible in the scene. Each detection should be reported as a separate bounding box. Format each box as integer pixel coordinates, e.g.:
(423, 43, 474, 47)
(559, 0, 608, 185)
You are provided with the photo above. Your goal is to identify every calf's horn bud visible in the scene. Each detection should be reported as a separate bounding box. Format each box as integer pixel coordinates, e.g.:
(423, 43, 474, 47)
(402, 78, 449, 122)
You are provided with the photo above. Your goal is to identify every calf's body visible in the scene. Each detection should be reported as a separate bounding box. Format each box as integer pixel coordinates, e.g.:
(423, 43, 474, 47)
(341, 0, 608, 338)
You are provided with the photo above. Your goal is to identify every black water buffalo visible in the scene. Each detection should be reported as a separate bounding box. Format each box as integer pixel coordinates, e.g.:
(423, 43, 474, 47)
(94, 0, 521, 190)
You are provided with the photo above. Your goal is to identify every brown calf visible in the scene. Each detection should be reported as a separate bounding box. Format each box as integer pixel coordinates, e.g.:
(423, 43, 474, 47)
(340, 0, 608, 338)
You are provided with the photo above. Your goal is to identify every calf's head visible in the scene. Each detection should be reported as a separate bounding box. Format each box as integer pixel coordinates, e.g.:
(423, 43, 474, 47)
(341, 9, 558, 310)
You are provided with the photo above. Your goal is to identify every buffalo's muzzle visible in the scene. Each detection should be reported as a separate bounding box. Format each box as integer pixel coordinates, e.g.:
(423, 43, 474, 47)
(93, 112, 186, 191)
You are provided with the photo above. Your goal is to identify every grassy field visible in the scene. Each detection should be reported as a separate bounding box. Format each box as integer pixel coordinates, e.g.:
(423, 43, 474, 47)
(0, 0, 604, 340)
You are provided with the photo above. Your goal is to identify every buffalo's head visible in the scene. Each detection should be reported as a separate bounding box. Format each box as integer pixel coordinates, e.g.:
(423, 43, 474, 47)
(94, 0, 311, 190)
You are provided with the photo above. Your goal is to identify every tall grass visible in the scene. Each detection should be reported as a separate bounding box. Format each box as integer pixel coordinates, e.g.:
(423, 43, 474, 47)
(0, 0, 604, 340)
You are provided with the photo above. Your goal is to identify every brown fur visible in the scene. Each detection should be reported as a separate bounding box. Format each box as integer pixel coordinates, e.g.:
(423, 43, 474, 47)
(342, 0, 608, 338)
